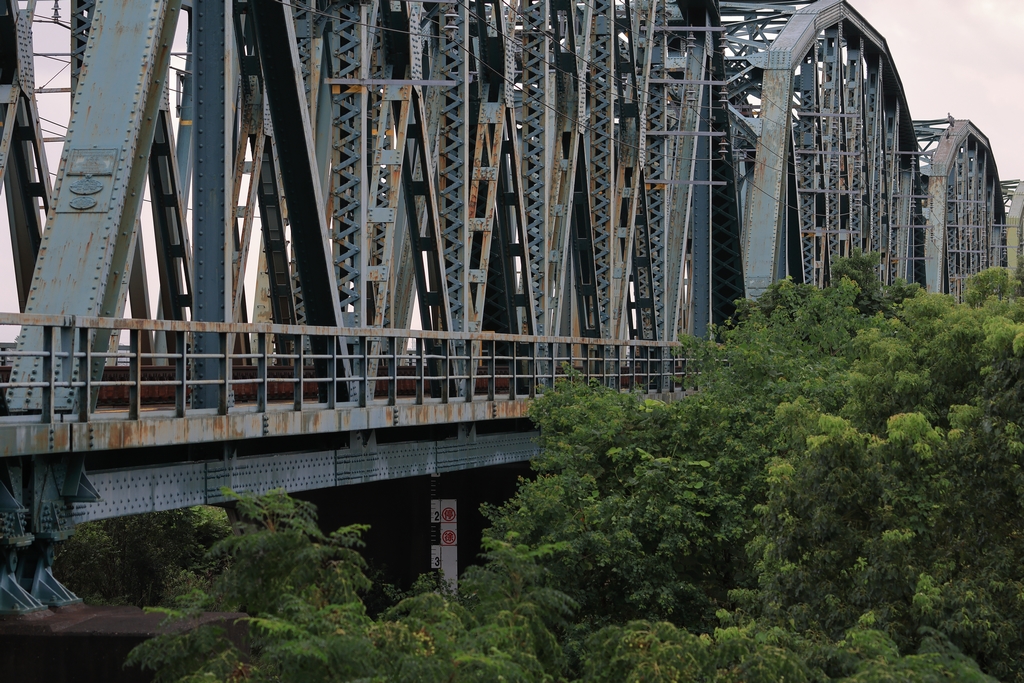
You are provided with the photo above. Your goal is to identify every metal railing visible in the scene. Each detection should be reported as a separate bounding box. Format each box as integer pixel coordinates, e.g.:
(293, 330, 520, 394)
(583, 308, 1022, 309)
(0, 313, 687, 425)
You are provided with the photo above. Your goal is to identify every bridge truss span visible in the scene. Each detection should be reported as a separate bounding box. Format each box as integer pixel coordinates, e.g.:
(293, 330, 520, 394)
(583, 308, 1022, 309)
(0, 0, 1014, 613)
(1, 0, 715, 615)
(719, 0, 1007, 297)
(916, 119, 1008, 299)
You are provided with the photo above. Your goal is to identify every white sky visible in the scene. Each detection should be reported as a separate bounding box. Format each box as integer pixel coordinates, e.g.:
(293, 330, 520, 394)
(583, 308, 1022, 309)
(1, 1, 1020, 325)
(852, 0, 1024, 182)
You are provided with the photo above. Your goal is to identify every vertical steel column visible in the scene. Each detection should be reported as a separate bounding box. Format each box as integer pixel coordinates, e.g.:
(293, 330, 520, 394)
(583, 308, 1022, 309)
(820, 27, 841, 275)
(463, 0, 520, 334)
(708, 34, 744, 328)
(328, 0, 371, 326)
(70, 0, 95, 94)
(742, 47, 792, 299)
(439, 0, 470, 332)
(368, 84, 411, 328)
(547, 0, 593, 336)
(646, 2, 692, 340)
(864, 55, 886, 267)
(689, 32, 711, 338)
(192, 0, 233, 408)
(480, 2, 532, 336)
(614, 0, 657, 340)
(641, 0, 674, 340)
(674, 28, 706, 335)
(520, 0, 552, 334)
(794, 49, 818, 285)
(884, 102, 900, 283)
(588, 0, 615, 337)
(844, 40, 864, 253)
(1007, 183, 1024, 270)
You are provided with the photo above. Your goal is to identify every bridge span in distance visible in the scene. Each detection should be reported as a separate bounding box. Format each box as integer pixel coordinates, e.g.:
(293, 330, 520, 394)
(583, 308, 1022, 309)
(0, 0, 1011, 611)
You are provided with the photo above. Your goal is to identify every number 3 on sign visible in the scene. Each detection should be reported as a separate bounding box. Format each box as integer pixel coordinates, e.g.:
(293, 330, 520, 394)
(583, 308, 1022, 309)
(431, 545, 441, 569)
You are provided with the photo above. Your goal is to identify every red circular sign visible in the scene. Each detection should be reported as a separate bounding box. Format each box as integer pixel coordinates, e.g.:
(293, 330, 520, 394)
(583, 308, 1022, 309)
(441, 529, 457, 546)
(441, 507, 457, 522)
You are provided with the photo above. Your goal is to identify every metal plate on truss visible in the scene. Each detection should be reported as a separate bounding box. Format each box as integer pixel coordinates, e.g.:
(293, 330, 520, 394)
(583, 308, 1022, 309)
(71, 430, 539, 523)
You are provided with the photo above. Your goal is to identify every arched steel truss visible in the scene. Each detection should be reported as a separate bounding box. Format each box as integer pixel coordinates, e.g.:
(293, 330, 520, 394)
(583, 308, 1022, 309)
(0, 0, 1013, 399)
(3, 0, 1011, 365)
(916, 119, 1007, 298)
(719, 0, 1005, 297)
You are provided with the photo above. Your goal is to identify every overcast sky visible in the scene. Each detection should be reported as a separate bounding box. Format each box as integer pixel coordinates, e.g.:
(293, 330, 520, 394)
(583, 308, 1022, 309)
(852, 0, 1024, 182)
(0, 1, 1020, 322)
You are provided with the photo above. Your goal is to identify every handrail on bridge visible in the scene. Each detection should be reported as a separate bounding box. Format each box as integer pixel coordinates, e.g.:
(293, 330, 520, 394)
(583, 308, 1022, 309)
(0, 313, 688, 431)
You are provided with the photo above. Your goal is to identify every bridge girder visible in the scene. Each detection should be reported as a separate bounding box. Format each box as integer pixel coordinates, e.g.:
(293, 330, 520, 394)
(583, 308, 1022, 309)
(721, 0, 946, 295)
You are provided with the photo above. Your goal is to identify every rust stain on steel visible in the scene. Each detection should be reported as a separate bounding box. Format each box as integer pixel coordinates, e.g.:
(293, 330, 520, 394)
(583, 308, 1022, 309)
(0, 313, 685, 457)
(0, 424, 71, 457)
(49, 400, 535, 453)
(0, 388, 685, 457)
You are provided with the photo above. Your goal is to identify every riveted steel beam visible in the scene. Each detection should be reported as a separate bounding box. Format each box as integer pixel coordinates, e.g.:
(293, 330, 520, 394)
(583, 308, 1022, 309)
(520, 0, 553, 335)
(192, 0, 234, 410)
(249, 0, 341, 329)
(70, 430, 541, 524)
(327, 0, 372, 326)
(7, 0, 182, 413)
(436, 0, 470, 333)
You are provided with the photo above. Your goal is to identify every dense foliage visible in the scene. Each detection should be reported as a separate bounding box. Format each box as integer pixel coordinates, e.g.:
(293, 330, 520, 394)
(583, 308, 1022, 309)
(127, 256, 1024, 681)
(55, 506, 231, 607)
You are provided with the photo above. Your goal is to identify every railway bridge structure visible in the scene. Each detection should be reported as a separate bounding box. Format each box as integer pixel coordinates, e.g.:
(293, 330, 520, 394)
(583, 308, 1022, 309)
(0, 0, 1013, 611)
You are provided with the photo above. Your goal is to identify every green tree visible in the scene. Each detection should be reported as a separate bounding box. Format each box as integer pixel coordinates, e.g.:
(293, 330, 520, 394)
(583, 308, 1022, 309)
(55, 506, 231, 607)
(486, 262, 1024, 680)
(127, 490, 573, 683)
(119, 258, 1024, 682)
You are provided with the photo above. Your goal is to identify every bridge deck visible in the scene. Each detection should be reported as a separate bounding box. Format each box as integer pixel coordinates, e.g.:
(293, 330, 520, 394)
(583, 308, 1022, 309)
(0, 313, 687, 458)
(0, 313, 686, 526)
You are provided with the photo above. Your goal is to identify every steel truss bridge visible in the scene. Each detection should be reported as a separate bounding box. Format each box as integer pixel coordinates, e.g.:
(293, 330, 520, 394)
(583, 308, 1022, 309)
(0, 0, 1011, 612)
